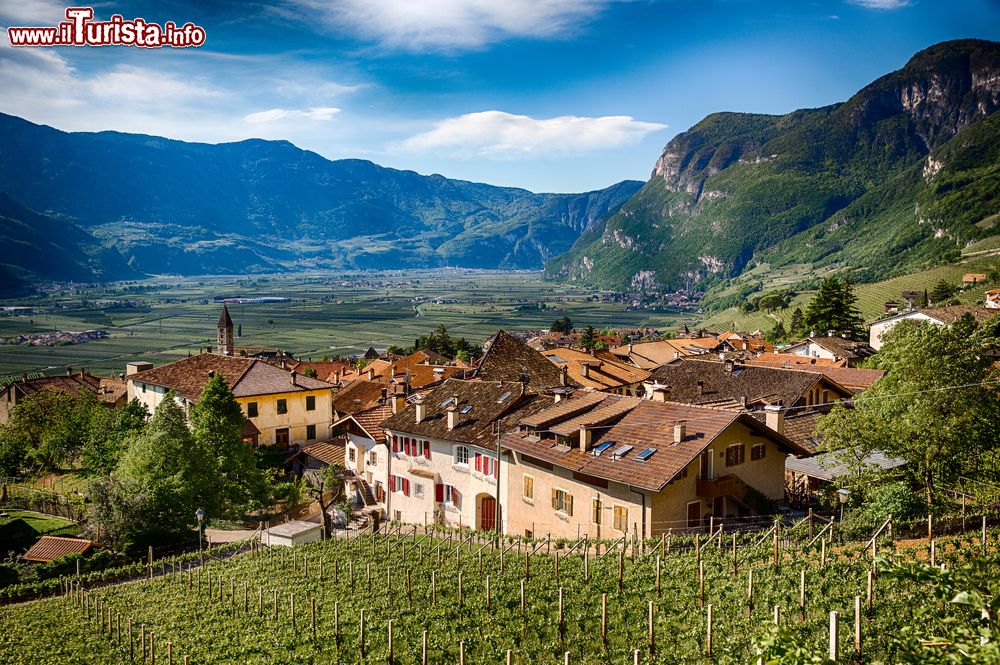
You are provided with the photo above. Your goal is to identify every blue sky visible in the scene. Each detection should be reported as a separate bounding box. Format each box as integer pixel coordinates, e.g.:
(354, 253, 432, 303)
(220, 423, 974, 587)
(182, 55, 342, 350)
(1, 0, 999, 192)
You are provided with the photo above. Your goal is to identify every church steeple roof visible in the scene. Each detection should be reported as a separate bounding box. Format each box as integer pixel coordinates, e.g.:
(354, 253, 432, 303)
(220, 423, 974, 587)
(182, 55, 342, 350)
(218, 304, 233, 328)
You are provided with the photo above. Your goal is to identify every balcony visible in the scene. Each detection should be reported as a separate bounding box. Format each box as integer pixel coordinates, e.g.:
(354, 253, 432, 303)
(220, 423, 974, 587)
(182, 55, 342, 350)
(696, 475, 749, 501)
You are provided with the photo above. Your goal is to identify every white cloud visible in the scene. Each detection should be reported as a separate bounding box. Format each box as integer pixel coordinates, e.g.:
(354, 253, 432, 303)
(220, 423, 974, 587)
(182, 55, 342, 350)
(846, 0, 911, 9)
(89, 66, 222, 104)
(0, 0, 67, 25)
(287, 0, 612, 51)
(244, 107, 341, 123)
(401, 110, 666, 159)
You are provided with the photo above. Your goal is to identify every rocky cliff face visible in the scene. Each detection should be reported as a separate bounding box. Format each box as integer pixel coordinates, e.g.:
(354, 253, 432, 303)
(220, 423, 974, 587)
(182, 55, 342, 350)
(547, 39, 1000, 292)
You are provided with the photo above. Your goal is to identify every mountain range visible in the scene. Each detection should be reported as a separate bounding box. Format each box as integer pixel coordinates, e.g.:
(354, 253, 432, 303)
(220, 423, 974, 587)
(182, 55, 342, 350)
(546, 39, 1000, 294)
(0, 112, 641, 292)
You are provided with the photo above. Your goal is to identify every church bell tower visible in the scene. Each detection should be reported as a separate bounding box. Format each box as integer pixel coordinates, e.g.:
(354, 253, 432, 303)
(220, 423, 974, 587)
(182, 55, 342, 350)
(217, 305, 235, 356)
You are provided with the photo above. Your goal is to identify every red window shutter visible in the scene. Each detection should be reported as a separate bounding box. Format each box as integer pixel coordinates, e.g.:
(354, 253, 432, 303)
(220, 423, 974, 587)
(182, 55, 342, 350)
(403, 478, 410, 496)
(493, 458, 499, 478)
(424, 441, 431, 459)
(453, 489, 462, 509)
(435, 483, 444, 502)
(475, 453, 482, 472)
(404, 438, 410, 456)
(391, 436, 397, 453)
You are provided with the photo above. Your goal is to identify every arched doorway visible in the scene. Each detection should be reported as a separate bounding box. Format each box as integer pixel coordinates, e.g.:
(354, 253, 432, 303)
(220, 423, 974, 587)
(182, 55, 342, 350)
(478, 494, 501, 531)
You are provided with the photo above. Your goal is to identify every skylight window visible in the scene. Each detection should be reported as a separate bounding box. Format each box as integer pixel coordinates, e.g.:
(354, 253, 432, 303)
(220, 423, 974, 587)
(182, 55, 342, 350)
(611, 444, 634, 461)
(592, 441, 614, 456)
(636, 448, 656, 462)
(497, 391, 512, 403)
(441, 396, 456, 407)
(461, 405, 473, 414)
(549, 355, 567, 363)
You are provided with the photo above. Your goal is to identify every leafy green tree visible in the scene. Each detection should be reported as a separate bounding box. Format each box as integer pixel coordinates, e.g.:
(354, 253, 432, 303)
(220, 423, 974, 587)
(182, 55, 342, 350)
(817, 319, 1000, 506)
(3, 389, 106, 471)
(190, 374, 270, 515)
(81, 398, 148, 475)
(550, 316, 573, 333)
(803, 275, 865, 338)
(930, 279, 957, 304)
(97, 392, 221, 549)
(0, 428, 27, 477)
(580, 326, 596, 351)
(300, 367, 318, 379)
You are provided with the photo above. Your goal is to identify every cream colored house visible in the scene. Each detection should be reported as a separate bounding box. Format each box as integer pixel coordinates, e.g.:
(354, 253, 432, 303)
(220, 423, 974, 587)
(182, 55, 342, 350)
(126, 352, 334, 448)
(379, 379, 551, 529)
(502, 393, 810, 539)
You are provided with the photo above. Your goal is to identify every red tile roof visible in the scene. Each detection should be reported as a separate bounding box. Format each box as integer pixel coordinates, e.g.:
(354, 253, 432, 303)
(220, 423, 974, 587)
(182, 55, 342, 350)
(541, 347, 650, 390)
(22, 536, 93, 563)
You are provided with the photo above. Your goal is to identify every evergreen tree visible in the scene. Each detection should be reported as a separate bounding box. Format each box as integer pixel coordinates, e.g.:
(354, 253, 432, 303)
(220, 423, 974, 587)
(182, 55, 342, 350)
(789, 307, 805, 337)
(580, 325, 596, 351)
(766, 320, 787, 344)
(190, 374, 270, 515)
(803, 276, 865, 338)
(930, 279, 957, 304)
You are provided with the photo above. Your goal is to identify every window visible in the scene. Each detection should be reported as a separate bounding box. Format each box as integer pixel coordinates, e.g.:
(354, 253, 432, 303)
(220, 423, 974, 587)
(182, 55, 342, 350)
(413, 483, 425, 499)
(725, 443, 746, 467)
(277, 399, 288, 415)
(475, 453, 498, 478)
(306, 395, 316, 411)
(141, 383, 147, 393)
(522, 475, 534, 501)
(348, 447, 356, 463)
(455, 445, 469, 466)
(751, 444, 766, 461)
(369, 451, 377, 466)
(592, 499, 602, 525)
(402, 438, 432, 459)
(246, 402, 258, 418)
(306, 424, 316, 440)
(551, 488, 573, 516)
(436, 483, 461, 508)
(613, 505, 629, 532)
(390, 475, 410, 496)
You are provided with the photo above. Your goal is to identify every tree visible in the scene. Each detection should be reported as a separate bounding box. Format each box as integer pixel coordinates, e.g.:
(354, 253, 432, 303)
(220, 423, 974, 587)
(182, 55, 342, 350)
(308, 462, 346, 537)
(95, 393, 221, 550)
(550, 316, 573, 333)
(300, 367, 318, 379)
(816, 318, 1000, 506)
(789, 307, 806, 338)
(580, 326, 596, 351)
(766, 320, 787, 344)
(82, 398, 148, 475)
(930, 279, 957, 304)
(803, 275, 865, 338)
(190, 375, 270, 515)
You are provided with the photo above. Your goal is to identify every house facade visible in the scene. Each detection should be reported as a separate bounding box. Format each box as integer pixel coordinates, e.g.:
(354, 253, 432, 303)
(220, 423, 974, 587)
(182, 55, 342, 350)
(126, 352, 334, 448)
(378, 378, 550, 530)
(868, 304, 997, 350)
(502, 393, 809, 538)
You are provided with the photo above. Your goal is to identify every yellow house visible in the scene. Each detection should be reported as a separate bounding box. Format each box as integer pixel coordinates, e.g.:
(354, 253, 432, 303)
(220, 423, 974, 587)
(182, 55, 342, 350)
(503, 393, 810, 539)
(126, 352, 334, 448)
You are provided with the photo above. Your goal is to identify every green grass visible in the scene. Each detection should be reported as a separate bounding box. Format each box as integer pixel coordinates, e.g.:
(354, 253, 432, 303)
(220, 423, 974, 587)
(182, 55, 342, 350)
(0, 270, 688, 376)
(0, 510, 79, 536)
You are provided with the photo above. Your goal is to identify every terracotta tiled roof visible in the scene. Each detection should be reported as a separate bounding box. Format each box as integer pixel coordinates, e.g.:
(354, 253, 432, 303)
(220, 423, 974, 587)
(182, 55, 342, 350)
(131, 353, 333, 400)
(548, 395, 641, 436)
(371, 352, 467, 390)
(520, 391, 606, 428)
(648, 358, 852, 409)
(914, 305, 998, 325)
(289, 360, 358, 384)
(381, 378, 552, 448)
(751, 408, 825, 454)
(22, 536, 93, 563)
(332, 380, 386, 415)
(350, 403, 393, 443)
(97, 378, 128, 404)
(748, 355, 885, 392)
(608, 338, 720, 369)
(475, 330, 567, 390)
(750, 353, 846, 369)
(542, 347, 650, 390)
(300, 439, 347, 466)
(506, 396, 810, 492)
(13, 372, 101, 398)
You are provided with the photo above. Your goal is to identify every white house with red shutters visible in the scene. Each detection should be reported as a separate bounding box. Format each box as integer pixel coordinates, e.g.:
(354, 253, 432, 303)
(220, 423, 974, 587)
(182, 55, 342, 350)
(379, 379, 551, 529)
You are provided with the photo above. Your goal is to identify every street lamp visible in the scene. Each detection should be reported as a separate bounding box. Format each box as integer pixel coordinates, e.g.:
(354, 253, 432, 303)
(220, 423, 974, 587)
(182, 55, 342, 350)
(195, 507, 205, 552)
(836, 489, 850, 523)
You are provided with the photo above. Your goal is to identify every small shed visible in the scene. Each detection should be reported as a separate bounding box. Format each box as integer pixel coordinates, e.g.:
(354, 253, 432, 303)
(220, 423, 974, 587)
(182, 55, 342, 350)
(262, 520, 322, 548)
(22, 536, 93, 563)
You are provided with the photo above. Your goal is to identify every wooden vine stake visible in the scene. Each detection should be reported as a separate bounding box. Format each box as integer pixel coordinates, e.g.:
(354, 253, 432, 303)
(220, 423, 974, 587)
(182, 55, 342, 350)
(387, 619, 394, 663)
(698, 559, 705, 608)
(706, 604, 713, 657)
(829, 611, 839, 661)
(655, 556, 661, 597)
(520, 579, 525, 618)
(311, 597, 317, 640)
(334, 601, 340, 644)
(732, 533, 738, 574)
(618, 550, 624, 593)
(558, 587, 565, 642)
(773, 605, 780, 626)
(421, 630, 428, 665)
(647, 600, 655, 656)
(747, 570, 754, 616)
(459, 640, 466, 665)
(486, 575, 491, 612)
(359, 608, 366, 659)
(855, 595, 862, 657)
(458, 571, 463, 607)
(601, 593, 607, 644)
(866, 569, 874, 613)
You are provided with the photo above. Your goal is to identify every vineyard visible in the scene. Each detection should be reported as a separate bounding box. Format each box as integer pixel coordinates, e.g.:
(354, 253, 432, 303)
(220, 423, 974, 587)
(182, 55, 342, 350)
(2, 523, 998, 664)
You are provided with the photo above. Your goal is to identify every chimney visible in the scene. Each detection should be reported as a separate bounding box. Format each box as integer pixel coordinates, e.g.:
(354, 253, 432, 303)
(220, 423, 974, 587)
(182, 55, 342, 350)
(290, 370, 297, 386)
(392, 392, 406, 414)
(367, 368, 374, 381)
(208, 370, 215, 378)
(66, 366, 72, 376)
(764, 403, 784, 435)
(579, 427, 593, 452)
(827, 330, 836, 338)
(627, 342, 633, 353)
(673, 420, 687, 444)
(390, 365, 396, 378)
(581, 363, 590, 379)
(446, 404, 458, 431)
(696, 380, 704, 395)
(414, 395, 426, 424)
(334, 370, 341, 384)
(560, 365, 568, 386)
(673, 351, 679, 360)
(651, 383, 670, 402)
(723, 359, 734, 373)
